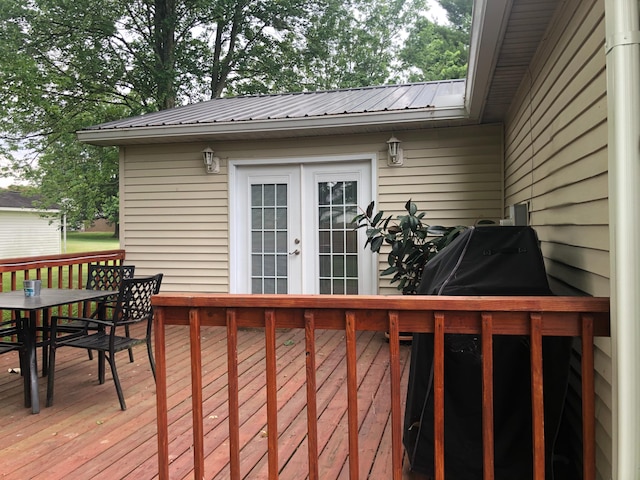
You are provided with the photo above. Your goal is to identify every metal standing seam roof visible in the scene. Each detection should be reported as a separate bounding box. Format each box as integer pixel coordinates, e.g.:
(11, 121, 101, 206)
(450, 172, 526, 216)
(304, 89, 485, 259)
(82, 80, 466, 132)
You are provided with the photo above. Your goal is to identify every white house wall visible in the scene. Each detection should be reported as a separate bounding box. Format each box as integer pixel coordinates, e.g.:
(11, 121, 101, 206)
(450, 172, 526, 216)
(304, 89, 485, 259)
(0, 210, 61, 258)
(119, 125, 503, 294)
(503, 0, 611, 477)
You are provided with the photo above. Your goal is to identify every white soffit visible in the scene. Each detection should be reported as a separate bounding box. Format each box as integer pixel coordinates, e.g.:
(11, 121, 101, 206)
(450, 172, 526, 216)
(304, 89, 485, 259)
(466, 0, 513, 121)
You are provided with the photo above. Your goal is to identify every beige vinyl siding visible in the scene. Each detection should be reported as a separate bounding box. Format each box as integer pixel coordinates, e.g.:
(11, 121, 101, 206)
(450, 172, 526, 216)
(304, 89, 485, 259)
(120, 143, 229, 292)
(503, 0, 611, 477)
(119, 126, 503, 295)
(0, 210, 61, 258)
(376, 124, 504, 295)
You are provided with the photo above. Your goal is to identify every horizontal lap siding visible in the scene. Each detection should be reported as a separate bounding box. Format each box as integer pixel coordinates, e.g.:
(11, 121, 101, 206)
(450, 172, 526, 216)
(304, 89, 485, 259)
(377, 125, 503, 294)
(503, 0, 611, 477)
(121, 143, 229, 292)
(0, 211, 61, 257)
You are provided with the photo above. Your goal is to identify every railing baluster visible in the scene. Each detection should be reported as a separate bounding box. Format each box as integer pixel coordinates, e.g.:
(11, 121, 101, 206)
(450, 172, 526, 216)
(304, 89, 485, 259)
(388, 311, 403, 480)
(434, 311, 445, 479)
(481, 312, 495, 480)
(227, 309, 241, 480)
(265, 309, 279, 479)
(304, 310, 320, 480)
(530, 313, 545, 480)
(345, 311, 359, 480)
(154, 306, 169, 480)
(189, 307, 205, 479)
(581, 313, 595, 480)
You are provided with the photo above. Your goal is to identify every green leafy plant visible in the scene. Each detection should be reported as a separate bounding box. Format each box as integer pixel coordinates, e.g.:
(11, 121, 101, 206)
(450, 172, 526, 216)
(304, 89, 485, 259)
(354, 200, 466, 294)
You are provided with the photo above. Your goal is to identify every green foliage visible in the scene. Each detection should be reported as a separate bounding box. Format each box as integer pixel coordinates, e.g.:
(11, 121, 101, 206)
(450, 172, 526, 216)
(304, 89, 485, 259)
(398, 0, 472, 82)
(0, 0, 471, 232)
(354, 200, 466, 294)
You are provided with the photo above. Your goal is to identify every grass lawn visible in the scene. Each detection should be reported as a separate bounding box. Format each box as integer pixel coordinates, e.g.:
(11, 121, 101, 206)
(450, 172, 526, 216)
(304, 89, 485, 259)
(64, 231, 120, 253)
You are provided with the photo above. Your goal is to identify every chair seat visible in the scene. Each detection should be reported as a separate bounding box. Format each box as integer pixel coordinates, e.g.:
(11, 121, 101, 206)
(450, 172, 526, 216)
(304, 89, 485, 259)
(58, 331, 146, 353)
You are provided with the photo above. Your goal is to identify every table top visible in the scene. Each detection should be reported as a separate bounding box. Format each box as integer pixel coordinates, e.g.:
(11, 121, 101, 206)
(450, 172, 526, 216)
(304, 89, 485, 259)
(0, 288, 117, 311)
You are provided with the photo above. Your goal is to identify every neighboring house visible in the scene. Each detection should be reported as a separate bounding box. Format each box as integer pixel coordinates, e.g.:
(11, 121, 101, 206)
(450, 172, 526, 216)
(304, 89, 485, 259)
(0, 190, 61, 258)
(76, 0, 639, 478)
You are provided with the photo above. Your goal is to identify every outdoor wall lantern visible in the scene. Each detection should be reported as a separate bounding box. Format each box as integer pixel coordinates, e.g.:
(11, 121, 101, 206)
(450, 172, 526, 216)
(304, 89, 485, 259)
(202, 146, 220, 174)
(387, 136, 403, 166)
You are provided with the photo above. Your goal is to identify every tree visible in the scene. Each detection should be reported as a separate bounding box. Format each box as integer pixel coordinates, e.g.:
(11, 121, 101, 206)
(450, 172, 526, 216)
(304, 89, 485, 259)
(398, 0, 472, 82)
(0, 0, 458, 234)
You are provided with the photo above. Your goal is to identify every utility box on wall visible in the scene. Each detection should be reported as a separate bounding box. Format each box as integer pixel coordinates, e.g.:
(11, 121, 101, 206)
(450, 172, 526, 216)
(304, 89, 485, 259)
(509, 203, 529, 226)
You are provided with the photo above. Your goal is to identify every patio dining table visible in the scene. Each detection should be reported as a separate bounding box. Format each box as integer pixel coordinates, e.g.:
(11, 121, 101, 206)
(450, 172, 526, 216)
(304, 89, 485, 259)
(0, 288, 116, 413)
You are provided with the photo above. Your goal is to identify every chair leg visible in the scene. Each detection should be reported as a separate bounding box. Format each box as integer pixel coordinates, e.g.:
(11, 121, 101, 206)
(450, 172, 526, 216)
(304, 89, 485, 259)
(87, 349, 93, 360)
(98, 351, 106, 384)
(147, 339, 156, 380)
(125, 325, 134, 363)
(106, 353, 127, 410)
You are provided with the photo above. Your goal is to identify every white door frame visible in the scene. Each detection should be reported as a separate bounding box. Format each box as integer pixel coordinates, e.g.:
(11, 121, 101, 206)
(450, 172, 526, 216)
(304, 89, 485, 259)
(229, 154, 377, 294)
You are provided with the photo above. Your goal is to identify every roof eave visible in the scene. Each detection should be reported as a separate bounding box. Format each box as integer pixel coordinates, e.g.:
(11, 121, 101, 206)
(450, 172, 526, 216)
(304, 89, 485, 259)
(0, 207, 59, 213)
(465, 0, 513, 120)
(77, 105, 468, 146)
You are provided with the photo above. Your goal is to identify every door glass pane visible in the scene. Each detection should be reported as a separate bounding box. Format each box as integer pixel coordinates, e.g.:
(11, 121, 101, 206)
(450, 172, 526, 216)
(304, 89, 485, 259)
(317, 180, 358, 294)
(251, 183, 288, 294)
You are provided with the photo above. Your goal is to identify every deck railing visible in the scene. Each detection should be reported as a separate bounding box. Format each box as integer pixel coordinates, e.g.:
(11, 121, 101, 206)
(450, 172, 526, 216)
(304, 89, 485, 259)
(0, 249, 126, 319)
(152, 293, 610, 480)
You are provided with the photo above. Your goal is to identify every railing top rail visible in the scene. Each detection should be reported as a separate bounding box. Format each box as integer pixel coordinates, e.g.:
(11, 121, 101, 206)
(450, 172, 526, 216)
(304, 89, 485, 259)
(152, 293, 610, 313)
(0, 249, 126, 272)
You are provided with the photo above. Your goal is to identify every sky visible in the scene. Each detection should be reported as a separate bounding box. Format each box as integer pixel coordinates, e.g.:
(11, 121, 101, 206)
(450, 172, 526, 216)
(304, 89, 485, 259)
(426, 0, 448, 24)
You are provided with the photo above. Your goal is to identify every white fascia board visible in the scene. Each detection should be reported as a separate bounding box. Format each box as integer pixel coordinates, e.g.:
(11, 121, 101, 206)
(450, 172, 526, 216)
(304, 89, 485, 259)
(466, 0, 513, 120)
(76, 104, 468, 146)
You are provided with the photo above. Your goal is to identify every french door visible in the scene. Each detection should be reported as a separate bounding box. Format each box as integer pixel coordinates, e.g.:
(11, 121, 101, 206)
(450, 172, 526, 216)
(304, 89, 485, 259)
(231, 160, 374, 295)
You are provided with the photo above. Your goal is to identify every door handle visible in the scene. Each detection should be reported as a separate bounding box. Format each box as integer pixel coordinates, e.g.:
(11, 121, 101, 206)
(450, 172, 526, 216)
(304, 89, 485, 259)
(289, 238, 300, 255)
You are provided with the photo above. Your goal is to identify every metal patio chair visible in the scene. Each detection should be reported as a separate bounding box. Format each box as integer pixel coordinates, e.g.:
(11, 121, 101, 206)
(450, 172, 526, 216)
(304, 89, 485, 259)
(55, 264, 136, 361)
(46, 273, 162, 410)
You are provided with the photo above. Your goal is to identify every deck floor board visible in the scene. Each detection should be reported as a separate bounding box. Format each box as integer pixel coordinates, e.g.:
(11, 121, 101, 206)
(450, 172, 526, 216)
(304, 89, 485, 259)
(0, 324, 427, 479)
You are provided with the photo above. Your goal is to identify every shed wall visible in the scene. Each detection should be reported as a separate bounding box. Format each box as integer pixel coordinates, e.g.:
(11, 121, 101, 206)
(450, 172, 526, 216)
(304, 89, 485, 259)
(0, 210, 61, 258)
(503, 0, 611, 477)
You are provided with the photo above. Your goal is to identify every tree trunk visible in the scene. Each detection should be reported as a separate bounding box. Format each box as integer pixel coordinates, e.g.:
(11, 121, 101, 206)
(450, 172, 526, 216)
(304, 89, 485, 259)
(154, 0, 177, 109)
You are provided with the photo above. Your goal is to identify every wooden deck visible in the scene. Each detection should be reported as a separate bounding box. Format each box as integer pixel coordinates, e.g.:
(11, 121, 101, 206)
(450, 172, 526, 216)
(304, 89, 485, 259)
(0, 323, 420, 479)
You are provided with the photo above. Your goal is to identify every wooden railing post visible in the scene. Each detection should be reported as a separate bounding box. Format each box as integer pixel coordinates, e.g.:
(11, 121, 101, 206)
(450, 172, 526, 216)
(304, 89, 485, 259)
(304, 310, 320, 480)
(189, 308, 205, 479)
(227, 309, 241, 480)
(154, 306, 169, 480)
(530, 313, 545, 480)
(265, 309, 279, 479)
(481, 312, 495, 480)
(345, 311, 360, 480)
(434, 312, 445, 479)
(388, 311, 403, 480)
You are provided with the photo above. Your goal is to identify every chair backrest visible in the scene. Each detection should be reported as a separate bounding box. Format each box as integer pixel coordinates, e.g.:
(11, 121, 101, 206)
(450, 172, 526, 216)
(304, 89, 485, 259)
(86, 264, 135, 291)
(112, 274, 163, 325)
